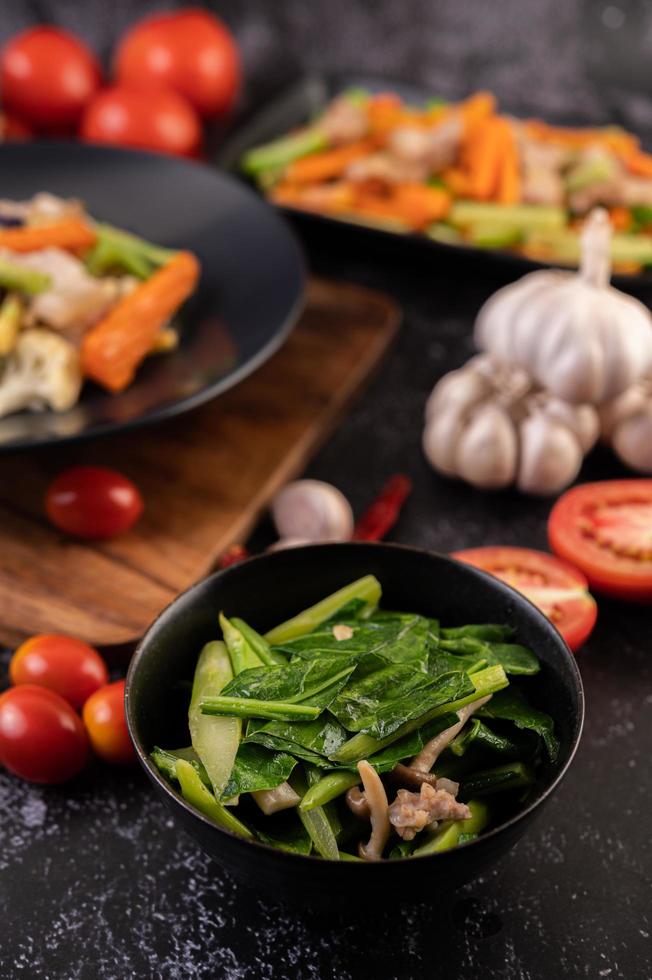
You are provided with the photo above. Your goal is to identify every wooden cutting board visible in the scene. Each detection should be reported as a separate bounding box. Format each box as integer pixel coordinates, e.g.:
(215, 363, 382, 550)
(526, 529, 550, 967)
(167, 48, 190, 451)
(0, 278, 400, 649)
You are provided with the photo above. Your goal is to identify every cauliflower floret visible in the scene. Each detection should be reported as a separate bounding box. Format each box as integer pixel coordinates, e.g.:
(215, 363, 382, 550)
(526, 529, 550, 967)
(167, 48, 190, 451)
(0, 328, 82, 416)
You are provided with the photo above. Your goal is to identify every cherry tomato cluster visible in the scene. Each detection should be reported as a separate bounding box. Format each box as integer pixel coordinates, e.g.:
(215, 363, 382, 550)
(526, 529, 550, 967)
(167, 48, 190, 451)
(0, 8, 240, 157)
(0, 634, 134, 785)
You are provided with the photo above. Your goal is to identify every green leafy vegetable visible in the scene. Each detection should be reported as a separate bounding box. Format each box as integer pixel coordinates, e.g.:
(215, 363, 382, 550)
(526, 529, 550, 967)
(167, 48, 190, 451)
(230, 617, 287, 666)
(220, 613, 265, 674)
(188, 641, 239, 796)
(265, 575, 381, 645)
(222, 743, 297, 798)
(460, 761, 535, 797)
(477, 688, 559, 761)
(175, 760, 253, 838)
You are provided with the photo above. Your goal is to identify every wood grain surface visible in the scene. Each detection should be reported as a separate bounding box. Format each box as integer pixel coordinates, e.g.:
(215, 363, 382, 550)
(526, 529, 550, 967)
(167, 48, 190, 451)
(0, 278, 400, 648)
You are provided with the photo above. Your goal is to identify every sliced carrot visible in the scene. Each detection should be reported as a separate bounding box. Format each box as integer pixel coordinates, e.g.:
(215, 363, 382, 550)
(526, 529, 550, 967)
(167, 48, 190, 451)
(0, 217, 97, 254)
(462, 117, 510, 201)
(459, 91, 497, 130)
(523, 120, 638, 158)
(366, 93, 405, 134)
(441, 167, 471, 196)
(351, 182, 450, 230)
(608, 206, 632, 231)
(270, 181, 356, 213)
(625, 149, 652, 177)
(496, 123, 521, 204)
(286, 140, 376, 183)
(81, 251, 200, 393)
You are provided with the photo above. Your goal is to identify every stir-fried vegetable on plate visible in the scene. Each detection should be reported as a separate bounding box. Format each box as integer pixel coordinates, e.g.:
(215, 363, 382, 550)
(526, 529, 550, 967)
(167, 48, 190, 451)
(152, 575, 558, 861)
(0, 192, 200, 417)
(242, 88, 652, 273)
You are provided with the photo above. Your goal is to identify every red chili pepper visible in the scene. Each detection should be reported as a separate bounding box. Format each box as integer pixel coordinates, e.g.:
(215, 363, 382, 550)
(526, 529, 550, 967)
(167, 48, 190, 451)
(352, 474, 412, 542)
(218, 544, 250, 569)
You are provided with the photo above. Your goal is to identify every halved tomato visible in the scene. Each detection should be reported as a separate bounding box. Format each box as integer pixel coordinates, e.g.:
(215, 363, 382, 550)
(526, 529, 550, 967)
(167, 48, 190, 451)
(548, 480, 652, 602)
(452, 545, 598, 651)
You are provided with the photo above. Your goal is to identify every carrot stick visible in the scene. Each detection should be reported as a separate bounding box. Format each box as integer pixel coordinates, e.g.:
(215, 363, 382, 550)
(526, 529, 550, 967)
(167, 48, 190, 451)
(352, 183, 450, 230)
(80, 251, 200, 392)
(459, 91, 497, 129)
(496, 124, 521, 204)
(0, 217, 97, 254)
(463, 117, 510, 201)
(625, 149, 652, 177)
(608, 206, 632, 231)
(286, 140, 375, 183)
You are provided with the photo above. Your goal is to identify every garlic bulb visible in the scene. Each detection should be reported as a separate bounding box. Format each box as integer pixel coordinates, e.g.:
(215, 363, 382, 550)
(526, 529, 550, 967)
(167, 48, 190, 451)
(271, 480, 354, 543)
(423, 355, 599, 495)
(600, 373, 652, 473)
(475, 209, 652, 404)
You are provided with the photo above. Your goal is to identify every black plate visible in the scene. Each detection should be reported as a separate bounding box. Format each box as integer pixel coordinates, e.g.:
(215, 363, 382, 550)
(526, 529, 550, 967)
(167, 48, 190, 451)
(217, 72, 652, 289)
(126, 542, 583, 911)
(0, 142, 305, 450)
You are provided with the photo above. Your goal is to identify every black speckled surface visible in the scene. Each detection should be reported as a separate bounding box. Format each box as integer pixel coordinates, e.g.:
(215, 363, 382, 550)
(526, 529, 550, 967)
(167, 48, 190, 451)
(2, 1, 652, 976)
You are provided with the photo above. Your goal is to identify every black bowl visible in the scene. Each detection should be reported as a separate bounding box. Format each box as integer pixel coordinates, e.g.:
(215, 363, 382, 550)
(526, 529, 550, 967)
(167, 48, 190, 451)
(0, 142, 305, 450)
(126, 543, 583, 909)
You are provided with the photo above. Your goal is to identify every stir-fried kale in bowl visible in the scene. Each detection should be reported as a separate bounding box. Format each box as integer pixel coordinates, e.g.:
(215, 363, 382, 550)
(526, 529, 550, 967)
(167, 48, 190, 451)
(126, 543, 583, 906)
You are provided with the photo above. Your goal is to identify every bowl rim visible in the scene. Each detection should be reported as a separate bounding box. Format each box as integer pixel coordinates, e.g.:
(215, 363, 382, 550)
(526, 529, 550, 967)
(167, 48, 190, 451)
(126, 541, 585, 869)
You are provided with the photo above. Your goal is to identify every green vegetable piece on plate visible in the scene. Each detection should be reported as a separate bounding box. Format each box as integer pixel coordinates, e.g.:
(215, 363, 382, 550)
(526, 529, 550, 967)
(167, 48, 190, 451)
(241, 127, 329, 177)
(189, 641, 240, 797)
(0, 258, 50, 295)
(230, 617, 287, 666)
(477, 688, 559, 761)
(331, 664, 508, 764)
(450, 718, 530, 759)
(256, 823, 312, 855)
(0, 294, 23, 356)
(85, 223, 175, 279)
(175, 759, 253, 838)
(222, 742, 297, 798)
(290, 768, 339, 860)
(200, 695, 321, 722)
(467, 223, 522, 249)
(441, 624, 514, 642)
(439, 636, 540, 675)
(299, 770, 360, 812)
(264, 575, 382, 645)
(460, 761, 535, 797)
(151, 745, 211, 788)
(220, 612, 265, 674)
(412, 799, 489, 856)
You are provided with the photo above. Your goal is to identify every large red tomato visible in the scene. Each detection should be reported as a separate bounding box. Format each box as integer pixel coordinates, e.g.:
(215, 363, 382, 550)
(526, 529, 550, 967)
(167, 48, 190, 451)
(0, 27, 101, 130)
(10, 634, 108, 709)
(45, 465, 143, 540)
(114, 9, 240, 118)
(0, 685, 88, 784)
(548, 480, 652, 601)
(452, 546, 598, 651)
(80, 85, 202, 157)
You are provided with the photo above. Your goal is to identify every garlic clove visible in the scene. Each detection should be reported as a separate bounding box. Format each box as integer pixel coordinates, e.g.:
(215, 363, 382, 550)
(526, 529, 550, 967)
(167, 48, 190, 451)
(517, 412, 583, 495)
(541, 397, 600, 453)
(424, 362, 490, 422)
(454, 403, 517, 489)
(611, 410, 652, 473)
(600, 383, 650, 439)
(422, 405, 467, 476)
(271, 480, 354, 543)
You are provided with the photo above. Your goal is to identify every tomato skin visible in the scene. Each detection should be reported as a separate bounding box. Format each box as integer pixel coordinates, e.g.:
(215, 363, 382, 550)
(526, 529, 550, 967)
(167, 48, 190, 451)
(3, 113, 33, 140)
(0, 27, 101, 131)
(82, 680, 134, 765)
(80, 84, 202, 157)
(45, 465, 143, 540)
(10, 634, 108, 710)
(452, 545, 598, 651)
(548, 480, 652, 602)
(114, 9, 240, 118)
(0, 685, 88, 784)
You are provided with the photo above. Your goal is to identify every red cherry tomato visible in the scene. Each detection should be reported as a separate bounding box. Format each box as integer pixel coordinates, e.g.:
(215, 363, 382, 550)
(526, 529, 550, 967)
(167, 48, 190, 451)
(3, 113, 33, 140)
(114, 8, 240, 118)
(45, 465, 143, 540)
(82, 680, 134, 765)
(548, 480, 652, 601)
(10, 634, 108, 710)
(0, 27, 101, 131)
(80, 84, 202, 157)
(0, 685, 88, 784)
(452, 546, 598, 652)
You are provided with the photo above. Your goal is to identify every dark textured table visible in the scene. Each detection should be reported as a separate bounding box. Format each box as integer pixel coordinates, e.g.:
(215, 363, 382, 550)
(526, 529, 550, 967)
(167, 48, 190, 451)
(1, 224, 651, 979)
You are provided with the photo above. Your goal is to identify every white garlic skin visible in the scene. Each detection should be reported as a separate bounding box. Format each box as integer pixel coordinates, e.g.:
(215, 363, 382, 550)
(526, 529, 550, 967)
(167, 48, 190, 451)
(453, 403, 517, 489)
(271, 480, 354, 543)
(266, 537, 313, 552)
(600, 378, 652, 473)
(516, 412, 583, 495)
(474, 210, 652, 404)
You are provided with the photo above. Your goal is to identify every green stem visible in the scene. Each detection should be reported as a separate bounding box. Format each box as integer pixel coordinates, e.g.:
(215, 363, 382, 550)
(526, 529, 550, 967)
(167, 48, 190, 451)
(290, 768, 339, 860)
(0, 294, 23, 356)
(412, 799, 489, 856)
(460, 762, 534, 797)
(231, 617, 287, 666)
(265, 575, 382, 645)
(200, 695, 320, 722)
(330, 665, 508, 765)
(175, 759, 253, 838)
(299, 770, 360, 812)
(241, 127, 329, 176)
(220, 612, 264, 674)
(0, 258, 50, 295)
